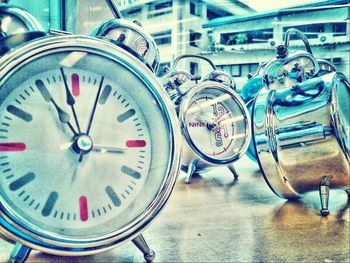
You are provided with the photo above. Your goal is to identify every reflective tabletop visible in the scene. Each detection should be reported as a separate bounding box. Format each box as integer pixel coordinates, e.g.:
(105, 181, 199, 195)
(0, 157, 349, 262)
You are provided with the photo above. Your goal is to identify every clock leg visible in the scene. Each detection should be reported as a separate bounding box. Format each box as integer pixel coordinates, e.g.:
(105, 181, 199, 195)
(228, 164, 239, 179)
(184, 159, 199, 184)
(345, 189, 350, 198)
(319, 176, 330, 216)
(132, 234, 155, 262)
(8, 243, 31, 263)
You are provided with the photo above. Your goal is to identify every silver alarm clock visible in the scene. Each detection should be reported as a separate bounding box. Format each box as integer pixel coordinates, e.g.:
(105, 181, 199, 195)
(163, 54, 250, 184)
(263, 28, 320, 90)
(0, 2, 181, 262)
(252, 71, 350, 216)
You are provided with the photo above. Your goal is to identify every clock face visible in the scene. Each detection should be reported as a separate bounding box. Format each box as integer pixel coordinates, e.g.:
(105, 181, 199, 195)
(181, 84, 249, 163)
(277, 56, 317, 87)
(0, 38, 176, 243)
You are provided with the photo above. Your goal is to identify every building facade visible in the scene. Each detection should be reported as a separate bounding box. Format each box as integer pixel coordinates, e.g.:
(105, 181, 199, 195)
(202, 0, 350, 88)
(119, 0, 254, 75)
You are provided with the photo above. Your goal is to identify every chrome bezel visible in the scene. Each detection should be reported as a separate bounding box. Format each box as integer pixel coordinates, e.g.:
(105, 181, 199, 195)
(263, 50, 320, 90)
(204, 70, 236, 90)
(0, 35, 181, 256)
(179, 81, 251, 165)
(90, 19, 160, 72)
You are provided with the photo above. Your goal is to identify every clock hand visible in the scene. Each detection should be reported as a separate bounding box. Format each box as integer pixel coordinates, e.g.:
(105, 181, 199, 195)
(92, 144, 127, 154)
(79, 76, 105, 162)
(50, 98, 78, 136)
(60, 67, 81, 133)
(86, 76, 105, 135)
(191, 113, 217, 131)
(35, 79, 78, 135)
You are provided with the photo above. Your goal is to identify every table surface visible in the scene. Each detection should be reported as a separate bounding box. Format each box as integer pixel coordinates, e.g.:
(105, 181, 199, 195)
(1, 157, 349, 262)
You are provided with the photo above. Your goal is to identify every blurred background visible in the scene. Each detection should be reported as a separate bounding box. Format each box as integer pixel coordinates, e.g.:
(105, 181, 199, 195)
(5, 0, 349, 87)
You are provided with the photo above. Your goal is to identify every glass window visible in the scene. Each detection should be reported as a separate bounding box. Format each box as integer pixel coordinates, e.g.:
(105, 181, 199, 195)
(189, 30, 202, 47)
(220, 29, 273, 45)
(152, 30, 172, 45)
(147, 0, 173, 19)
(190, 62, 199, 75)
(190, 1, 201, 16)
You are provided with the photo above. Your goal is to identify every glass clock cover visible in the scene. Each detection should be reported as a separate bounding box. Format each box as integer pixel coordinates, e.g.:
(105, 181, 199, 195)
(264, 51, 320, 90)
(0, 35, 180, 255)
(179, 81, 250, 165)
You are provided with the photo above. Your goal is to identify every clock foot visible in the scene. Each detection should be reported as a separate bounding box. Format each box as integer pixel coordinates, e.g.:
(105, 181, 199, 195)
(345, 189, 350, 198)
(132, 234, 155, 262)
(184, 159, 199, 184)
(319, 175, 330, 216)
(8, 243, 31, 263)
(228, 164, 239, 179)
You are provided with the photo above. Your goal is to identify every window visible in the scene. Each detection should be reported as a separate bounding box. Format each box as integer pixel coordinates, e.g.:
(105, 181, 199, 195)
(283, 24, 324, 39)
(218, 63, 259, 77)
(190, 30, 202, 47)
(125, 7, 141, 16)
(332, 22, 347, 37)
(218, 64, 241, 77)
(147, 0, 173, 18)
(190, 62, 199, 75)
(152, 30, 172, 46)
(220, 29, 273, 45)
(190, 1, 201, 16)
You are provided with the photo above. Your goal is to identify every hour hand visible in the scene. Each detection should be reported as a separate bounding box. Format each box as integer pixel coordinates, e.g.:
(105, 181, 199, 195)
(35, 79, 78, 135)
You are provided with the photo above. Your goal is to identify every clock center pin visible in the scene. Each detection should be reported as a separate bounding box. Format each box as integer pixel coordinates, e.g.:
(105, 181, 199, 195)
(73, 134, 93, 154)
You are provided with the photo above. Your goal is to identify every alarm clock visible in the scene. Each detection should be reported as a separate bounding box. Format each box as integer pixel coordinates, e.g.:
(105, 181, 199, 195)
(0, 3, 45, 56)
(252, 71, 350, 216)
(163, 54, 250, 184)
(90, 18, 160, 73)
(0, 32, 181, 263)
(263, 28, 320, 90)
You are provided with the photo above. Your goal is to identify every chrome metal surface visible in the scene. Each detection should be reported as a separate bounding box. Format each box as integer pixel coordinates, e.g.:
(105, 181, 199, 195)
(0, 35, 181, 256)
(317, 59, 336, 76)
(204, 70, 236, 90)
(0, 4, 45, 55)
(90, 19, 160, 72)
(253, 72, 350, 200)
(0, 4, 43, 35)
(131, 235, 155, 262)
(284, 28, 313, 55)
(263, 50, 320, 90)
(263, 28, 319, 90)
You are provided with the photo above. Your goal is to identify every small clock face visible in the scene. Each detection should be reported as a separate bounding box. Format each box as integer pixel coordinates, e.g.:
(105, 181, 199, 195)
(181, 84, 249, 163)
(277, 56, 317, 87)
(0, 37, 176, 244)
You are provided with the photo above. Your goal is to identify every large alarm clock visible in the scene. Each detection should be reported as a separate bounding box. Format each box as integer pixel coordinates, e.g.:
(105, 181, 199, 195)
(263, 28, 320, 90)
(0, 3, 45, 56)
(162, 54, 250, 184)
(252, 71, 350, 216)
(0, 33, 181, 263)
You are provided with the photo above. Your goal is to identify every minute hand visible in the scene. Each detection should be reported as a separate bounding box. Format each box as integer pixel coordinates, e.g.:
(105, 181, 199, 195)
(86, 76, 104, 135)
